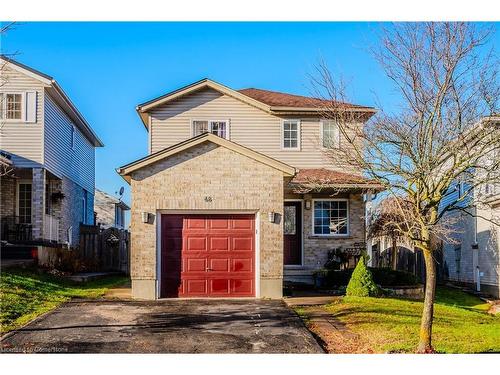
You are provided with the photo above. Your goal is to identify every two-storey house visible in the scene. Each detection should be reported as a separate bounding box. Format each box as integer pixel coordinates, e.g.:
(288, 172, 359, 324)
(0, 56, 103, 254)
(117, 79, 381, 299)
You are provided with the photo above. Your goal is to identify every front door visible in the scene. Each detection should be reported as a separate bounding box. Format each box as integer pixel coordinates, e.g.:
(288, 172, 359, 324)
(284, 201, 302, 265)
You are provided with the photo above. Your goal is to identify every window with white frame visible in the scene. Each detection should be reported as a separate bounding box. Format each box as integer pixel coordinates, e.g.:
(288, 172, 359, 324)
(282, 120, 300, 149)
(322, 120, 340, 148)
(313, 200, 349, 235)
(0, 93, 23, 120)
(192, 120, 228, 139)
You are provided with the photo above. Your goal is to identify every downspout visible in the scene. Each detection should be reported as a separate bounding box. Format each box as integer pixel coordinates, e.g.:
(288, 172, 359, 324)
(472, 205, 480, 292)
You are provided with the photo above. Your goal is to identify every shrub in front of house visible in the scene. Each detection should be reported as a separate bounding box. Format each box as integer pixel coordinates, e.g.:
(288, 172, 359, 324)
(324, 266, 420, 288)
(346, 257, 380, 297)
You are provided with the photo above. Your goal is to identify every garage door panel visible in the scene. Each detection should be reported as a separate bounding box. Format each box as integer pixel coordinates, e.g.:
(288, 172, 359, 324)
(185, 217, 207, 229)
(185, 236, 207, 251)
(232, 217, 254, 230)
(209, 218, 230, 229)
(209, 236, 230, 251)
(185, 279, 207, 294)
(231, 279, 253, 294)
(186, 258, 206, 272)
(232, 237, 253, 251)
(161, 214, 255, 298)
(232, 258, 253, 272)
(209, 258, 229, 272)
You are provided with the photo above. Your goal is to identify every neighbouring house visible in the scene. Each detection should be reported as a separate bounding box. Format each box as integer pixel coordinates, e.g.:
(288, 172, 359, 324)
(94, 188, 130, 229)
(117, 79, 382, 299)
(0, 56, 103, 256)
(441, 116, 500, 298)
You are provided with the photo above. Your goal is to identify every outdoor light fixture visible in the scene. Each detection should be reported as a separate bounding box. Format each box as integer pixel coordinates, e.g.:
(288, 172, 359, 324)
(268, 211, 276, 223)
(305, 200, 311, 210)
(142, 212, 150, 223)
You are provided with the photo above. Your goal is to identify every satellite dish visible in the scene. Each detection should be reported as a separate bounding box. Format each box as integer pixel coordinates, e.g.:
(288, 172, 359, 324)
(118, 186, 124, 199)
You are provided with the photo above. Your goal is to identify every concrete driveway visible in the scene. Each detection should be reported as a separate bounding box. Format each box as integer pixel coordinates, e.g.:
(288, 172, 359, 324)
(1, 299, 323, 353)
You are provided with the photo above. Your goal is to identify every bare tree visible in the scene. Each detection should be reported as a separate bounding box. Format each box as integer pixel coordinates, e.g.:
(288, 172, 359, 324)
(312, 22, 499, 353)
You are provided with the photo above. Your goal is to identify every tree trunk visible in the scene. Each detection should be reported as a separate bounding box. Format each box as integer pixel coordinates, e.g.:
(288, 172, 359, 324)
(391, 235, 398, 270)
(417, 246, 437, 353)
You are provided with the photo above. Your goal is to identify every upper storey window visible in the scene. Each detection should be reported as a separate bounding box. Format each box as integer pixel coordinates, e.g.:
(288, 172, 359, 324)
(0, 93, 23, 120)
(192, 120, 229, 139)
(282, 119, 300, 150)
(321, 120, 340, 148)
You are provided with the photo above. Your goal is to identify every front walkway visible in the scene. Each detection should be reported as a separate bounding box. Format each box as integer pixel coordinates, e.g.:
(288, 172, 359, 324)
(1, 299, 323, 353)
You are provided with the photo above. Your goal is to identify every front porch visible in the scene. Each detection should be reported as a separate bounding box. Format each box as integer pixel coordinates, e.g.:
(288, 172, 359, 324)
(283, 168, 383, 284)
(1, 164, 64, 246)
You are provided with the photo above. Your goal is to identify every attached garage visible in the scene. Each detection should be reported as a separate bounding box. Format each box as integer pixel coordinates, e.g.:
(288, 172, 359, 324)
(118, 133, 295, 300)
(160, 214, 255, 298)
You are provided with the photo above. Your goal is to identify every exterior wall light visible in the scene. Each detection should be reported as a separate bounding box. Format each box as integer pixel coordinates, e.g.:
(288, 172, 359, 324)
(305, 200, 312, 210)
(268, 212, 276, 223)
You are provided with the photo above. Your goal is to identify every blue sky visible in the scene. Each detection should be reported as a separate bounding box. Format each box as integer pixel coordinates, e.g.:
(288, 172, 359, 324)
(2, 22, 498, 207)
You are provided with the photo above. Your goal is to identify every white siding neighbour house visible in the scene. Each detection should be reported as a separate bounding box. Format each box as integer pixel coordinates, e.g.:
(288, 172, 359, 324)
(441, 119, 500, 298)
(0, 56, 103, 249)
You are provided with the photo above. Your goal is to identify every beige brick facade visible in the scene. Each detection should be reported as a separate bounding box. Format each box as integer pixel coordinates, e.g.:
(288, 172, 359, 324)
(129, 142, 285, 299)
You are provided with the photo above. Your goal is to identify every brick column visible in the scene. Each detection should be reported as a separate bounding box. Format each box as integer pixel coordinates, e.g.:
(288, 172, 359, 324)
(32, 168, 46, 240)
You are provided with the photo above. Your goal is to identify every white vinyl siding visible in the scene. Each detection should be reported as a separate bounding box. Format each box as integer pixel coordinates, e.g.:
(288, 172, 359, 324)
(149, 88, 362, 171)
(44, 93, 95, 193)
(0, 66, 44, 167)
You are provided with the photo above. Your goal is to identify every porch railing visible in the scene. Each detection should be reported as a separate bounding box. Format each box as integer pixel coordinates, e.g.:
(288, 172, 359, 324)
(0, 216, 33, 242)
(44, 214, 60, 242)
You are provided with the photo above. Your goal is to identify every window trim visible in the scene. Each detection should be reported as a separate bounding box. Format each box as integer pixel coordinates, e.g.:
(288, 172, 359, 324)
(320, 119, 340, 149)
(281, 119, 301, 151)
(190, 118, 230, 140)
(0, 91, 24, 122)
(311, 198, 350, 237)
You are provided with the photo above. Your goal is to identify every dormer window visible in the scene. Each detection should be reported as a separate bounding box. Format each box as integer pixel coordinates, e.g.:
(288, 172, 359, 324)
(192, 120, 229, 139)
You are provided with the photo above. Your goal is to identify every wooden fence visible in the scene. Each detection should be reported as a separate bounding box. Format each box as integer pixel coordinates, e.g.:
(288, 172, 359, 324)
(79, 224, 130, 274)
(372, 245, 445, 283)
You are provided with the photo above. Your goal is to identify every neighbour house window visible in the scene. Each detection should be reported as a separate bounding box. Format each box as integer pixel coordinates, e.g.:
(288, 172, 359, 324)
(192, 120, 228, 139)
(313, 200, 349, 236)
(0, 93, 23, 120)
(321, 120, 340, 148)
(18, 183, 32, 224)
(115, 205, 124, 228)
(282, 120, 300, 149)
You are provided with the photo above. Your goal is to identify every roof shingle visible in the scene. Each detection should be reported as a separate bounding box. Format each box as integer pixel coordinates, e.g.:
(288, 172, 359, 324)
(238, 88, 374, 110)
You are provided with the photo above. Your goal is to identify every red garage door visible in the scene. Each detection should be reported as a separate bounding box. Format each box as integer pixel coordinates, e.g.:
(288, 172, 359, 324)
(160, 214, 255, 298)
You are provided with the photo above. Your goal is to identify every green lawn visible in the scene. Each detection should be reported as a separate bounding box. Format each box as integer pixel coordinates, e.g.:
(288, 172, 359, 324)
(0, 267, 128, 334)
(306, 287, 500, 353)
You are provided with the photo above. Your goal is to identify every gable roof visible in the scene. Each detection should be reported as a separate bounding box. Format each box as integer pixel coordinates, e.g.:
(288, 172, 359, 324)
(1, 55, 103, 147)
(135, 78, 376, 129)
(117, 132, 296, 183)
